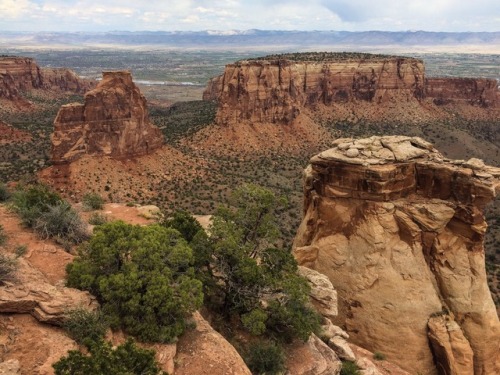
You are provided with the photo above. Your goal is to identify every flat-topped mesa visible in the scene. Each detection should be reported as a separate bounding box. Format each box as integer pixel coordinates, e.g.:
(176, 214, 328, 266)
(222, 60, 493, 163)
(51, 71, 164, 164)
(204, 53, 426, 125)
(293, 136, 500, 375)
(0, 56, 94, 100)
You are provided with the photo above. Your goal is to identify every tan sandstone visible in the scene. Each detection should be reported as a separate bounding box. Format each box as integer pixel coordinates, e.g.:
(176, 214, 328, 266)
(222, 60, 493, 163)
(293, 135, 500, 375)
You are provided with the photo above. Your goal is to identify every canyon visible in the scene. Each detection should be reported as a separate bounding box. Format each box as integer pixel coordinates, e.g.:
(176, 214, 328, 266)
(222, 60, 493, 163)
(293, 135, 500, 374)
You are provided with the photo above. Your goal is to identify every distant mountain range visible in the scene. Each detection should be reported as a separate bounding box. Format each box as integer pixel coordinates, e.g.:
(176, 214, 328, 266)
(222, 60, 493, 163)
(1, 30, 499, 50)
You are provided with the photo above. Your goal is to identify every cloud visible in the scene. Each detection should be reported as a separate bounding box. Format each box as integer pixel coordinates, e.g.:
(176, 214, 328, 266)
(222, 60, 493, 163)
(0, 0, 498, 32)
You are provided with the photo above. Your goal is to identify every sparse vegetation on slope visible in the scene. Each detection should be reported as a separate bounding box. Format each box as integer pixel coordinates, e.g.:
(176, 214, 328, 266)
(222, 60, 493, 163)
(245, 51, 412, 62)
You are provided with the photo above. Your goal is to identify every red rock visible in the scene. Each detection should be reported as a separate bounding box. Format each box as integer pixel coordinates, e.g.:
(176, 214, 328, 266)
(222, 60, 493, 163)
(51, 71, 164, 164)
(293, 136, 500, 375)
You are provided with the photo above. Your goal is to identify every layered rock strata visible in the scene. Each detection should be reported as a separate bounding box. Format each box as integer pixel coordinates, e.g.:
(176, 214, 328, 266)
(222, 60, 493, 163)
(0, 56, 93, 100)
(51, 71, 164, 164)
(204, 54, 500, 126)
(204, 55, 426, 124)
(293, 135, 500, 375)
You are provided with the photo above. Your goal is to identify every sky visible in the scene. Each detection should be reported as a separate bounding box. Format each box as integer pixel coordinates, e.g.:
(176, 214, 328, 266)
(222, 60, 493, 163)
(0, 0, 499, 33)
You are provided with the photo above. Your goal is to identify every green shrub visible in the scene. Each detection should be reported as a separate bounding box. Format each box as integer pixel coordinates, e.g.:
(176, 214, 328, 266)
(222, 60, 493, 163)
(34, 201, 89, 245)
(242, 309, 268, 336)
(373, 351, 386, 361)
(0, 183, 10, 202)
(63, 308, 109, 346)
(161, 210, 202, 242)
(341, 361, 361, 375)
(52, 338, 166, 375)
(14, 245, 27, 257)
(0, 252, 16, 284)
(0, 225, 6, 246)
(88, 212, 108, 226)
(66, 221, 203, 343)
(82, 193, 104, 211)
(245, 341, 285, 375)
(11, 183, 62, 227)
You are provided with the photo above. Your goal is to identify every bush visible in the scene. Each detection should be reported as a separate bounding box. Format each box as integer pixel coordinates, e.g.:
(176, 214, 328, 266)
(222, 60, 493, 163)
(0, 225, 6, 247)
(245, 341, 285, 375)
(11, 183, 62, 227)
(341, 361, 361, 375)
(82, 193, 104, 211)
(161, 210, 202, 242)
(52, 338, 166, 375)
(88, 212, 108, 226)
(34, 201, 89, 245)
(63, 308, 109, 346)
(66, 221, 203, 343)
(0, 252, 17, 284)
(373, 351, 386, 361)
(0, 183, 10, 202)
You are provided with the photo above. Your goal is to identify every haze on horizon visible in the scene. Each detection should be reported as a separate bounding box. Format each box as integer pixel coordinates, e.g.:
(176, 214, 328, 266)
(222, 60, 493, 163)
(0, 0, 499, 33)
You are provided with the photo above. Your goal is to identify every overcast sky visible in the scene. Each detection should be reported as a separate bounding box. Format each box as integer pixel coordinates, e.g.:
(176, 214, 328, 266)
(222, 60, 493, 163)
(0, 0, 499, 32)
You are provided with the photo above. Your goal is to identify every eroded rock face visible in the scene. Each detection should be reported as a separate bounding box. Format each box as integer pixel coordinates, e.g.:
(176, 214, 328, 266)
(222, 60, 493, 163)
(0, 257, 97, 325)
(204, 54, 500, 126)
(51, 71, 164, 164)
(0, 56, 93, 101)
(293, 136, 500, 375)
(205, 56, 425, 125)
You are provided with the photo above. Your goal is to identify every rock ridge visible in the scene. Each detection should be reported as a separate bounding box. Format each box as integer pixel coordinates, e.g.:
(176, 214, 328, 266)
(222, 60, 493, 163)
(51, 71, 164, 164)
(293, 135, 500, 375)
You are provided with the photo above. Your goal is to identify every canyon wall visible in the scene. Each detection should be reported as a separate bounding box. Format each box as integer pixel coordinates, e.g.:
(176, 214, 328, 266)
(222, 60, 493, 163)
(292, 136, 500, 375)
(0, 56, 94, 100)
(204, 54, 500, 125)
(51, 71, 164, 164)
(426, 77, 500, 107)
(204, 56, 426, 124)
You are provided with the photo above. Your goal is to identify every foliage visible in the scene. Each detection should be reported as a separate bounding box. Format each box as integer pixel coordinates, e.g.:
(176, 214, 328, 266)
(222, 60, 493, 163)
(52, 338, 166, 375)
(0, 225, 6, 246)
(340, 361, 362, 375)
(0, 183, 10, 202)
(34, 201, 89, 245)
(200, 184, 320, 341)
(63, 308, 109, 346)
(161, 210, 203, 243)
(373, 351, 386, 361)
(82, 193, 105, 211)
(14, 245, 27, 257)
(88, 212, 108, 226)
(11, 183, 62, 227)
(0, 252, 17, 284)
(245, 341, 285, 375)
(66, 221, 203, 343)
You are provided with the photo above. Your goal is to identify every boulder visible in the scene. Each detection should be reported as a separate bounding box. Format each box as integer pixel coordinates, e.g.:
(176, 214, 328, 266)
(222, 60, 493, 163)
(298, 266, 338, 319)
(286, 334, 342, 375)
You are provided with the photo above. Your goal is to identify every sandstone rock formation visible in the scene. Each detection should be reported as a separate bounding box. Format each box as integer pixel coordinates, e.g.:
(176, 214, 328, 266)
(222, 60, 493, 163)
(204, 53, 426, 125)
(0, 56, 93, 101)
(0, 257, 97, 325)
(51, 71, 164, 164)
(204, 53, 500, 126)
(298, 265, 338, 319)
(293, 136, 500, 375)
(174, 311, 252, 375)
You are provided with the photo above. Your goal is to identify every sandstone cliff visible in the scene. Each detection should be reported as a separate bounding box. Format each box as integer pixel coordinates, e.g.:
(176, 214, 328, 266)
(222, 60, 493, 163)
(293, 136, 500, 375)
(204, 53, 500, 126)
(204, 54, 426, 125)
(51, 71, 164, 164)
(0, 56, 93, 101)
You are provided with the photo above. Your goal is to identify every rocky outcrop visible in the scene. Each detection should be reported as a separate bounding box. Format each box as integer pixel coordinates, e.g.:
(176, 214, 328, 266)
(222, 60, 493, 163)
(204, 54, 425, 125)
(204, 53, 500, 126)
(0, 56, 93, 101)
(293, 136, 500, 375)
(426, 77, 500, 107)
(0, 257, 97, 325)
(298, 266, 338, 319)
(51, 71, 164, 164)
(174, 311, 252, 375)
